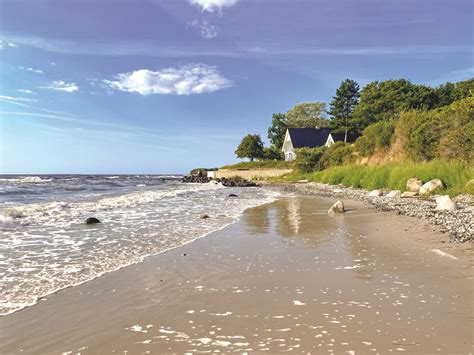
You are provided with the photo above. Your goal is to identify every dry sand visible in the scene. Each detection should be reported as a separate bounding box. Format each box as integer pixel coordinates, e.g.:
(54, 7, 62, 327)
(0, 195, 472, 354)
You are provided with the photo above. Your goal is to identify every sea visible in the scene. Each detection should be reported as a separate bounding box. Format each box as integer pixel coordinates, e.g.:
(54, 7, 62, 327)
(0, 175, 278, 315)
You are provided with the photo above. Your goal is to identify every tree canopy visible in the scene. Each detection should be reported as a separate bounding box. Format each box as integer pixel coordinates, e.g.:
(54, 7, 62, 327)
(235, 134, 264, 161)
(286, 102, 328, 128)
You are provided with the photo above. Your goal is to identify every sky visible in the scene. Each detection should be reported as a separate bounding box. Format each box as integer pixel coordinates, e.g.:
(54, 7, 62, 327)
(0, 0, 473, 174)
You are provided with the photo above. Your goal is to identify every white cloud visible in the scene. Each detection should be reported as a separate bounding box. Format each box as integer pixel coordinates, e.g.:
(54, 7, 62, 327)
(104, 64, 232, 96)
(191, 19, 218, 39)
(41, 80, 79, 93)
(17, 89, 35, 94)
(17, 66, 44, 74)
(0, 40, 18, 49)
(0, 95, 36, 103)
(189, 0, 238, 13)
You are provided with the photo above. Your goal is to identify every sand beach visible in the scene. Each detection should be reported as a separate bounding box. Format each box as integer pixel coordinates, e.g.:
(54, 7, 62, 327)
(1, 194, 472, 354)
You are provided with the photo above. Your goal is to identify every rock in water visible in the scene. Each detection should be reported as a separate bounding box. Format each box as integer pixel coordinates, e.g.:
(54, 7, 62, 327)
(435, 195, 457, 211)
(419, 179, 444, 195)
(328, 200, 345, 216)
(85, 217, 101, 224)
(200, 214, 210, 219)
(387, 190, 401, 199)
(406, 178, 423, 192)
(228, 194, 238, 197)
(369, 189, 383, 197)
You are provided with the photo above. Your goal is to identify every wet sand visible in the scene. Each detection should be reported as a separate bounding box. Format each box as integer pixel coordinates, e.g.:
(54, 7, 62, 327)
(0, 195, 472, 354)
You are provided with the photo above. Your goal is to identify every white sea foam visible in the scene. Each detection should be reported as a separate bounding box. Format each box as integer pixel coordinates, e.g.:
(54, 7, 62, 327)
(0, 176, 52, 184)
(0, 182, 279, 315)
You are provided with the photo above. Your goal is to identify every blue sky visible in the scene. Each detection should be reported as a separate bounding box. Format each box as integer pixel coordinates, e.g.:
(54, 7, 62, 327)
(0, 0, 472, 174)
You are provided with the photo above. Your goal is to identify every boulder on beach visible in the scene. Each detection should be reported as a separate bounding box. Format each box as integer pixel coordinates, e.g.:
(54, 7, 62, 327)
(401, 191, 418, 198)
(435, 195, 457, 211)
(85, 217, 101, 224)
(419, 179, 444, 195)
(369, 189, 383, 197)
(387, 190, 401, 199)
(406, 178, 423, 192)
(328, 200, 345, 216)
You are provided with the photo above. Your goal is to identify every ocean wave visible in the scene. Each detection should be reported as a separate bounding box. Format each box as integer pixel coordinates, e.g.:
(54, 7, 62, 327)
(0, 176, 52, 184)
(0, 182, 222, 227)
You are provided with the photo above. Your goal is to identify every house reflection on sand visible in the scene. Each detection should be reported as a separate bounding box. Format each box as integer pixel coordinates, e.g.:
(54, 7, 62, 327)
(242, 196, 376, 281)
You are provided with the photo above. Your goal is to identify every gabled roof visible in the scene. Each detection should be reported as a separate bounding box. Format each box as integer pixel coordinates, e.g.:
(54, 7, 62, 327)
(287, 128, 331, 148)
(330, 131, 360, 144)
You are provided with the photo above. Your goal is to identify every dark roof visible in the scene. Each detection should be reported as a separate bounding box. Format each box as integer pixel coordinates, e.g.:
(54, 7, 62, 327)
(330, 131, 360, 144)
(287, 128, 331, 148)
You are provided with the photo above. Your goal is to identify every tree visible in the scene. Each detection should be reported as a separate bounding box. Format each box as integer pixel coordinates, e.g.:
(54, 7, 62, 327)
(286, 102, 329, 128)
(267, 113, 288, 148)
(351, 79, 434, 131)
(328, 79, 360, 142)
(235, 134, 264, 161)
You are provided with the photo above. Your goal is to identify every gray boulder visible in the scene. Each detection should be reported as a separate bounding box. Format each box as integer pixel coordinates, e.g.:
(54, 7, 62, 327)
(435, 195, 457, 211)
(387, 190, 401, 199)
(419, 179, 444, 195)
(328, 200, 345, 216)
(406, 178, 423, 192)
(369, 189, 383, 197)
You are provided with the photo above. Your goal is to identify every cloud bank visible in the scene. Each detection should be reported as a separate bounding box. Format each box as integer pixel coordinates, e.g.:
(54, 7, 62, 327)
(104, 64, 232, 96)
(189, 0, 238, 13)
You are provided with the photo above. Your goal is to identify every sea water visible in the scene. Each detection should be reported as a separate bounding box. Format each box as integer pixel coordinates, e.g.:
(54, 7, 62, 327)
(0, 175, 278, 315)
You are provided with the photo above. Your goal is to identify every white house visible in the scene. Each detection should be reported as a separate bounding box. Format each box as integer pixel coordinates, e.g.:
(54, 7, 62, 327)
(282, 128, 359, 161)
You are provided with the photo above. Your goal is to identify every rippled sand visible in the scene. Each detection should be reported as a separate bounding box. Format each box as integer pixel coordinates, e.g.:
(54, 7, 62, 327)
(0, 196, 472, 353)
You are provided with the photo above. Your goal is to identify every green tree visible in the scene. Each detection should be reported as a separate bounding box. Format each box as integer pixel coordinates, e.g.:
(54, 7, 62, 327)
(286, 102, 329, 128)
(328, 79, 360, 142)
(267, 113, 288, 148)
(235, 134, 264, 161)
(351, 79, 434, 131)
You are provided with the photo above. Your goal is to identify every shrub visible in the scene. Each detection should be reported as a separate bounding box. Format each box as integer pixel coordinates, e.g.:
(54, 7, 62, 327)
(437, 97, 474, 162)
(294, 147, 326, 173)
(355, 120, 396, 157)
(319, 142, 355, 168)
(396, 109, 441, 161)
(262, 146, 284, 161)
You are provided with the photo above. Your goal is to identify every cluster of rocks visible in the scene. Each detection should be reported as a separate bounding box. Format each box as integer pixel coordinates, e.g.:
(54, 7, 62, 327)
(216, 177, 257, 187)
(182, 175, 257, 187)
(275, 178, 473, 243)
(182, 175, 211, 183)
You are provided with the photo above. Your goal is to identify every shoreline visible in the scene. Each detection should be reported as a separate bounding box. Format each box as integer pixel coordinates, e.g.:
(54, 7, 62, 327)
(1, 185, 280, 317)
(264, 181, 473, 243)
(1, 195, 472, 353)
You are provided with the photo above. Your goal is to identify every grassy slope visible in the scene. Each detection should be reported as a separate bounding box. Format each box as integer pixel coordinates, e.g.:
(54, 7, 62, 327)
(274, 160, 474, 196)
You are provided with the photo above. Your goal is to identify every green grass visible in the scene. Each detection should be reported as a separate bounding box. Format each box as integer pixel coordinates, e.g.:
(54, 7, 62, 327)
(220, 160, 294, 170)
(275, 160, 473, 196)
